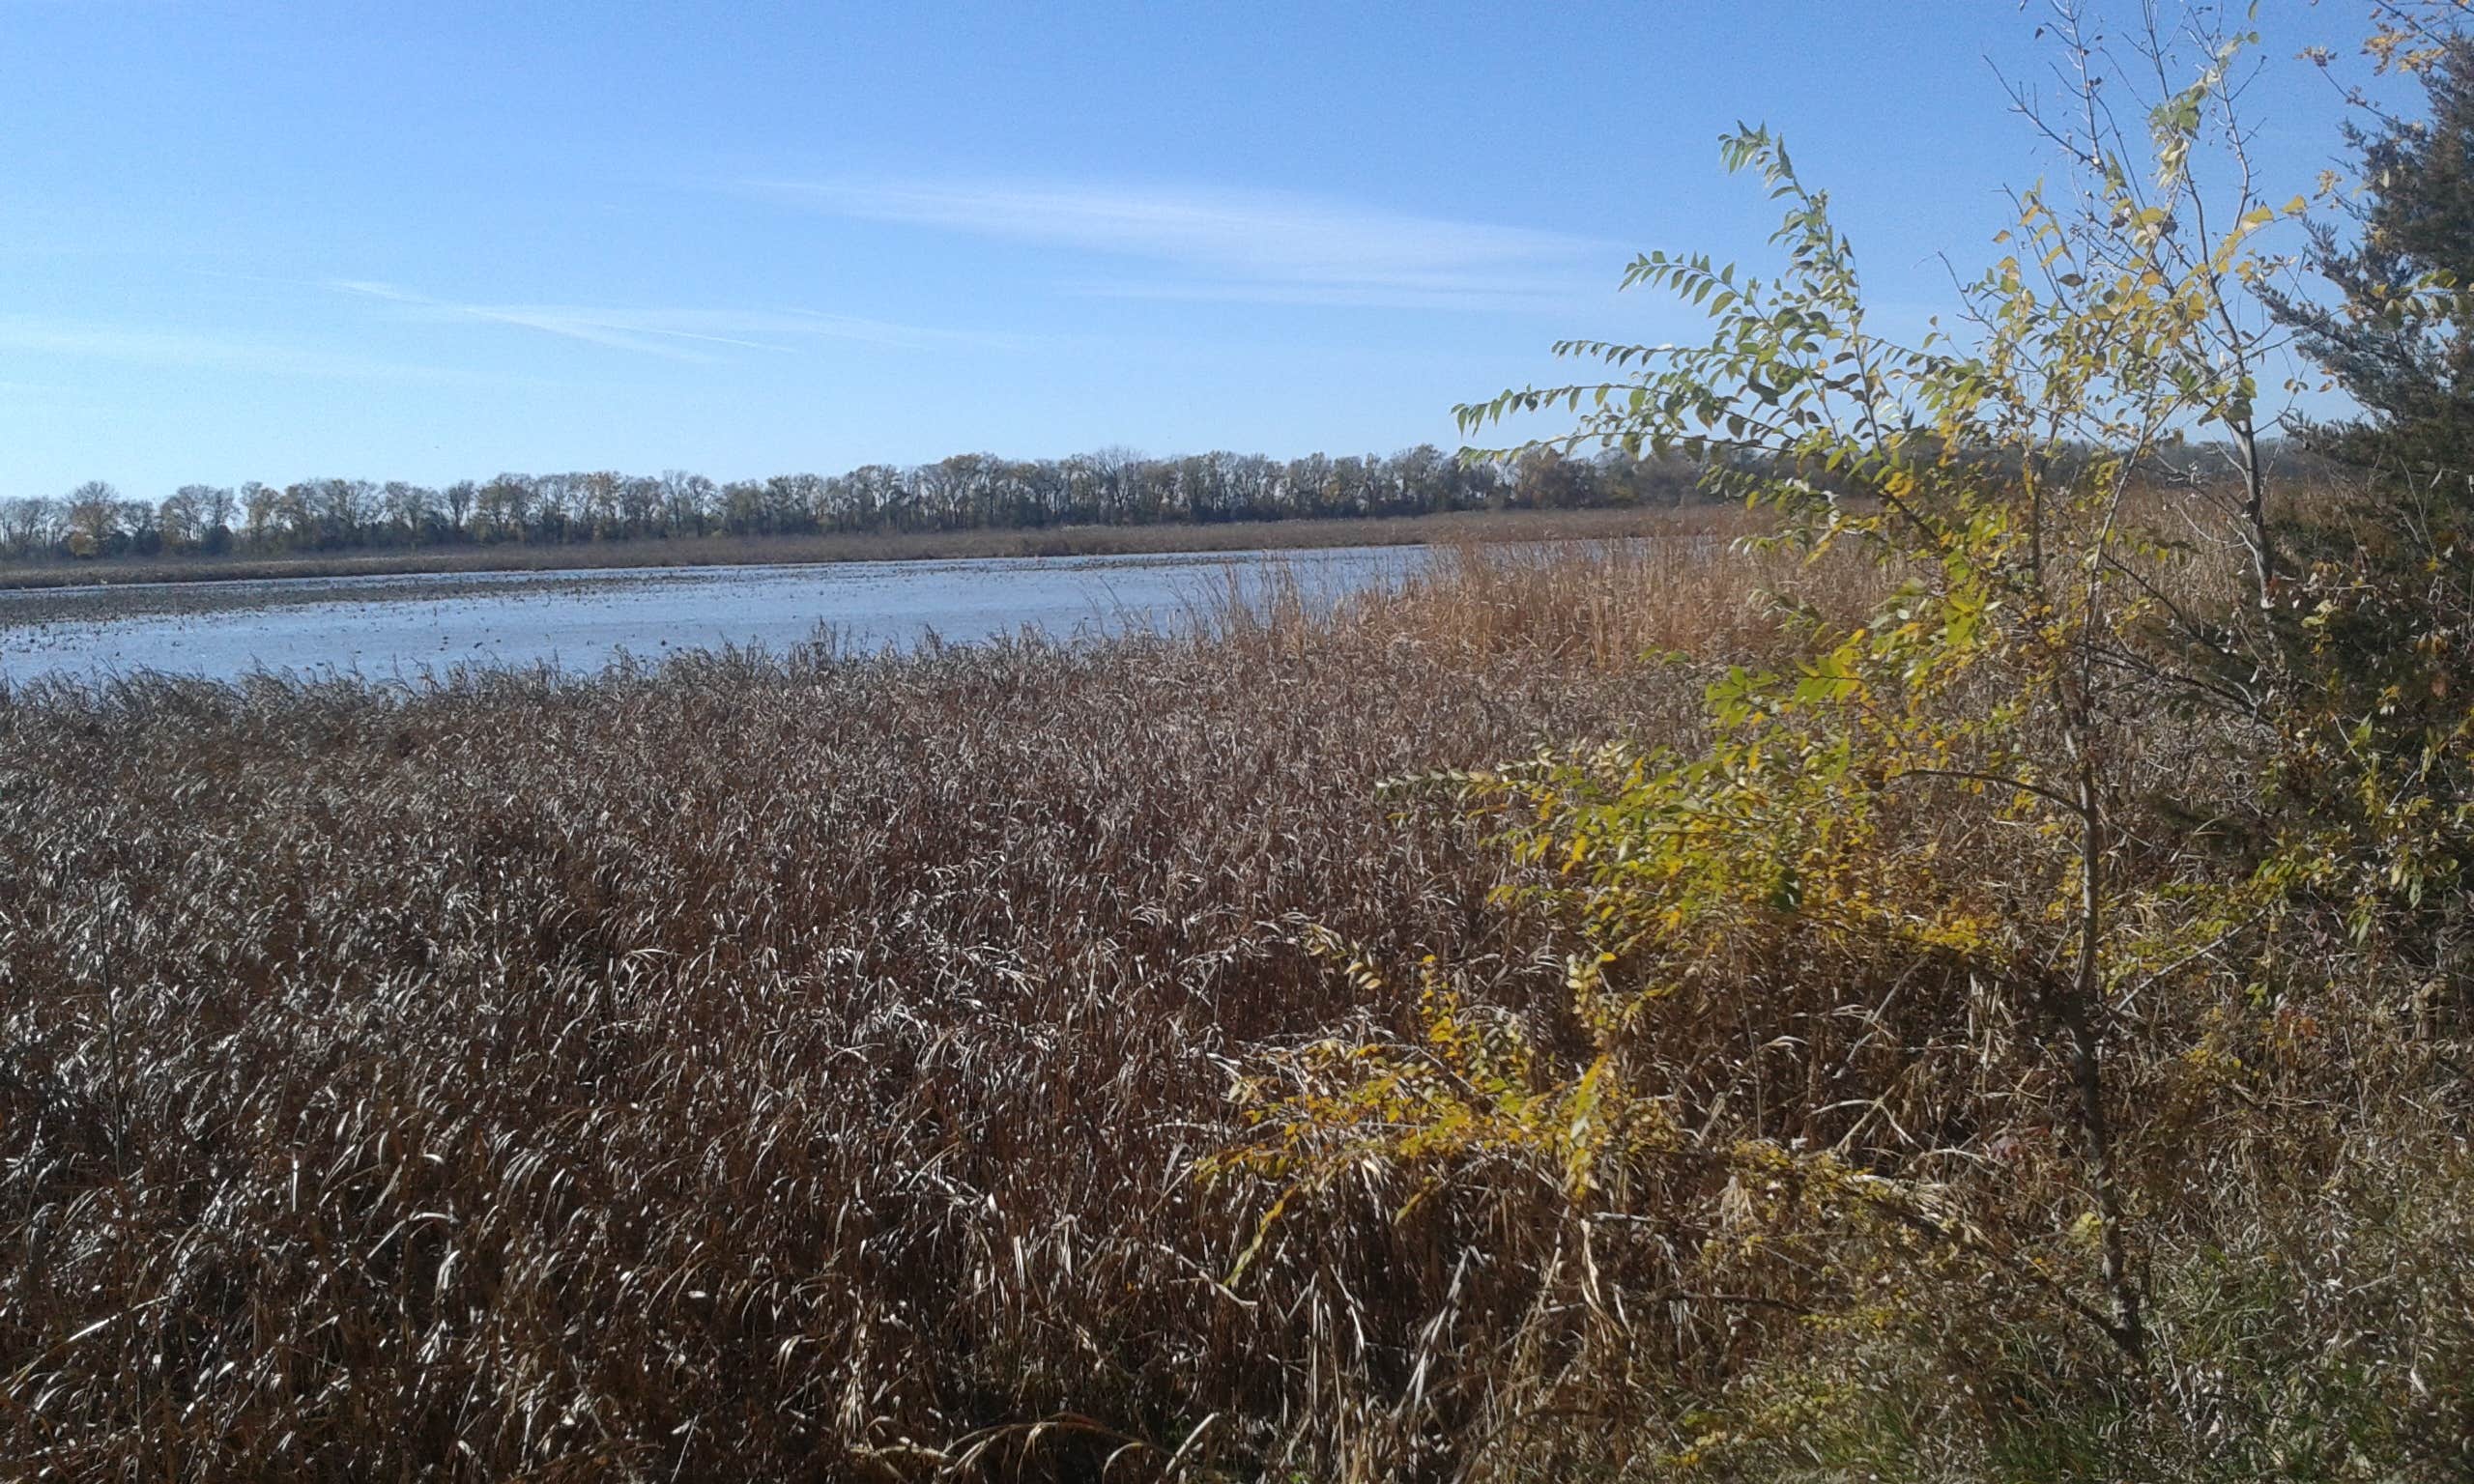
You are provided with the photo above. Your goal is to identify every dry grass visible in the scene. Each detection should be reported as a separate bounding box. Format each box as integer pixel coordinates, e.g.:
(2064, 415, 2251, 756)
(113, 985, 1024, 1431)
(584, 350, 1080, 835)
(2, 522, 2464, 1480)
(0, 533, 1779, 1480)
(1331, 523, 1883, 663)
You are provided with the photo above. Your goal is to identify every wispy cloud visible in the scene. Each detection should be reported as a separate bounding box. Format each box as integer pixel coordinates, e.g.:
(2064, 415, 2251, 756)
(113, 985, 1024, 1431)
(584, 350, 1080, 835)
(0, 314, 466, 382)
(330, 281, 1023, 358)
(738, 177, 1617, 311)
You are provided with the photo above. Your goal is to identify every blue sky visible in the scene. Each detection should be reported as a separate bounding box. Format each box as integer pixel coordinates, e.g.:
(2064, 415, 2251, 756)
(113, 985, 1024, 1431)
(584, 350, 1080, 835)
(0, 1, 2387, 499)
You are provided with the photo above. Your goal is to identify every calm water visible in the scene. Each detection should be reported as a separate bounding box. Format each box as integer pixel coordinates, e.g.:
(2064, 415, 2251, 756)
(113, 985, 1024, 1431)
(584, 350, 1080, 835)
(0, 546, 1425, 685)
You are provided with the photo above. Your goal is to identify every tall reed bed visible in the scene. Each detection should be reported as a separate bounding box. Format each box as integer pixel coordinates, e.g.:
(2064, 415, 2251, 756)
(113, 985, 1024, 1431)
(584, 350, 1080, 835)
(4, 523, 2462, 1480)
(0, 534, 1772, 1480)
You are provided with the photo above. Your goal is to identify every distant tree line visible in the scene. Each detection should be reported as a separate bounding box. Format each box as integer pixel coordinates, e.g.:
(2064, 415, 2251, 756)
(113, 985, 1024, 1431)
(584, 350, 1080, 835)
(0, 444, 1709, 561)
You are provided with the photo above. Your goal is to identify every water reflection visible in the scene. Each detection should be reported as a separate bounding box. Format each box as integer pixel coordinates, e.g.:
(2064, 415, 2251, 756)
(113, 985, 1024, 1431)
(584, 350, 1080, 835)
(0, 546, 1426, 684)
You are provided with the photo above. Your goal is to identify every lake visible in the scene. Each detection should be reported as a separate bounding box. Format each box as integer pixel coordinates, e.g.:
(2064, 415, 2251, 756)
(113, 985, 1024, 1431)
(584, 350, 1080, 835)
(0, 545, 1427, 686)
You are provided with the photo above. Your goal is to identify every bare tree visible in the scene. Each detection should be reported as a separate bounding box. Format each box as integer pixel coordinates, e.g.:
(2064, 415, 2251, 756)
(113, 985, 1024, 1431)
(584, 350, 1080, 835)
(0, 497, 55, 558)
(62, 481, 121, 556)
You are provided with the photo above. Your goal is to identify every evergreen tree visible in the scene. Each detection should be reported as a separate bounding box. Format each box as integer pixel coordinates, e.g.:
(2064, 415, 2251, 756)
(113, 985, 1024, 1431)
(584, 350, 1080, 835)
(2268, 31, 2474, 479)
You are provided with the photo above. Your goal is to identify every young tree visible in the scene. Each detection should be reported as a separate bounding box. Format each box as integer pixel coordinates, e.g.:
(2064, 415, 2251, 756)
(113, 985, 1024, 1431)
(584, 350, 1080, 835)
(1223, 12, 2474, 1472)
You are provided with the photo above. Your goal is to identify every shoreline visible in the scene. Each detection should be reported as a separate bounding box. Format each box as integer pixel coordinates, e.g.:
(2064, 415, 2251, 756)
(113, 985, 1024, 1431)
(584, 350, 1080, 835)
(0, 505, 1714, 593)
(0, 537, 1432, 638)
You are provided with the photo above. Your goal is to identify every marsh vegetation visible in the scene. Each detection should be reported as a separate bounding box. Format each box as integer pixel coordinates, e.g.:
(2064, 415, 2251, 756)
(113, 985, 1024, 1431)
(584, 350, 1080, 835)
(5, 522, 2469, 1478)
(8, 4, 2474, 1479)
(2, 537, 1853, 1479)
